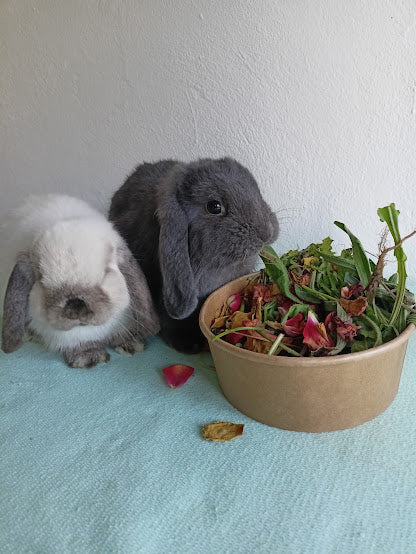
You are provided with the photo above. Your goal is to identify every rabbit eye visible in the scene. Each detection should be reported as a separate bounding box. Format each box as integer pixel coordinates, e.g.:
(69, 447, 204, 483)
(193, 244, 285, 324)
(206, 200, 223, 215)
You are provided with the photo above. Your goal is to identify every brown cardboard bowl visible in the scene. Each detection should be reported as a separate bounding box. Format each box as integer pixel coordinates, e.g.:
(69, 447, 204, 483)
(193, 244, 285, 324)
(199, 274, 414, 432)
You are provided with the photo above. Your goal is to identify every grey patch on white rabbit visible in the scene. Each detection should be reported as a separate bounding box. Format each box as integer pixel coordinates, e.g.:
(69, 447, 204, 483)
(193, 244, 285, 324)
(109, 157, 279, 353)
(114, 241, 160, 339)
(2, 253, 35, 353)
(40, 284, 113, 331)
(1, 194, 160, 367)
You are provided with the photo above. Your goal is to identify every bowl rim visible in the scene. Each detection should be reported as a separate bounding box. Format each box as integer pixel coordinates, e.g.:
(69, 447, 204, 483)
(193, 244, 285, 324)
(199, 273, 415, 367)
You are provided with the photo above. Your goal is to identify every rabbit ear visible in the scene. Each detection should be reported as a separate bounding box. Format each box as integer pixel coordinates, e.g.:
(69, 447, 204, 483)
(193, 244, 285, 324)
(157, 168, 198, 320)
(1, 253, 35, 353)
(116, 242, 160, 337)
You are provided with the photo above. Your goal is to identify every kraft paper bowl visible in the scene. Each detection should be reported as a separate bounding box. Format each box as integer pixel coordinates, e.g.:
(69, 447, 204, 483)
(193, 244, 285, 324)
(199, 274, 414, 432)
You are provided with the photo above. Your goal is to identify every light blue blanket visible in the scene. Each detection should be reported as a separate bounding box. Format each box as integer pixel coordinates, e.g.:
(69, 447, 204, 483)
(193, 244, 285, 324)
(1, 326, 415, 554)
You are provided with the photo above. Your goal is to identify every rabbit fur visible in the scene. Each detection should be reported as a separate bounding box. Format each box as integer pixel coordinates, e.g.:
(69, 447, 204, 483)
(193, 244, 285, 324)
(109, 157, 279, 353)
(1, 194, 160, 368)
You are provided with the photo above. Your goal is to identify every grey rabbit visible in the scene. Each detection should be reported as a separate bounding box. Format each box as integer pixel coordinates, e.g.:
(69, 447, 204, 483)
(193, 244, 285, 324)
(109, 157, 279, 353)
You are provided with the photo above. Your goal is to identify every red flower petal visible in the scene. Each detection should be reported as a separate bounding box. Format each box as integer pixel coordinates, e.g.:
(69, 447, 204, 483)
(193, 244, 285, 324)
(324, 312, 361, 342)
(227, 293, 242, 313)
(242, 319, 260, 327)
(303, 311, 335, 351)
(284, 313, 305, 337)
(225, 332, 245, 345)
(341, 282, 364, 299)
(324, 312, 338, 332)
(336, 322, 361, 342)
(162, 365, 194, 388)
(278, 299, 295, 317)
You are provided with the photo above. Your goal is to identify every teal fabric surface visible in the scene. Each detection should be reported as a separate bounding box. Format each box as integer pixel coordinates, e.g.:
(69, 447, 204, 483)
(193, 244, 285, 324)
(1, 329, 415, 554)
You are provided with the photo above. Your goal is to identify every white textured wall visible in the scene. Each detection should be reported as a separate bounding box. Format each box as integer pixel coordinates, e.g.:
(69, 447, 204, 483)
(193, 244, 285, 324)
(1, 1, 416, 277)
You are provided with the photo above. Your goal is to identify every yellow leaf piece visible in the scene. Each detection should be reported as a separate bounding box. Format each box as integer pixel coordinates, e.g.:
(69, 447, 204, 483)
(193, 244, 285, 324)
(202, 421, 244, 442)
(211, 315, 229, 329)
(254, 296, 262, 320)
(302, 256, 318, 266)
(231, 310, 252, 328)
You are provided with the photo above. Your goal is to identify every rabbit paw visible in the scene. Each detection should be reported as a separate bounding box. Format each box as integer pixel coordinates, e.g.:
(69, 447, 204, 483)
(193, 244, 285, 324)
(112, 340, 145, 355)
(64, 344, 110, 369)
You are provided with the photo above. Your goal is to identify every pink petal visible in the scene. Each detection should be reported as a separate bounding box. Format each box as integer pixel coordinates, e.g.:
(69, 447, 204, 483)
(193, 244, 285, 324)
(225, 332, 245, 345)
(324, 312, 338, 332)
(284, 313, 305, 337)
(242, 319, 260, 327)
(336, 323, 361, 342)
(278, 299, 295, 317)
(162, 365, 194, 388)
(341, 283, 364, 299)
(303, 311, 334, 351)
(324, 312, 361, 342)
(227, 293, 242, 313)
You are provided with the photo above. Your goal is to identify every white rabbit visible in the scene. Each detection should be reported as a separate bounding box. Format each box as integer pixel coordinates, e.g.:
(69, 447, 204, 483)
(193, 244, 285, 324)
(1, 194, 159, 368)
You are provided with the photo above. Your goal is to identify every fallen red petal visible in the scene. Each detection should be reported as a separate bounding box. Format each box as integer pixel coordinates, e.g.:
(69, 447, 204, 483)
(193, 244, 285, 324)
(162, 364, 194, 388)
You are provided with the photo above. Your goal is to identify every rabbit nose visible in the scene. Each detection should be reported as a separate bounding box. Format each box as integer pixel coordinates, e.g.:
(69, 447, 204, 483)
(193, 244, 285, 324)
(65, 298, 88, 319)
(260, 216, 279, 244)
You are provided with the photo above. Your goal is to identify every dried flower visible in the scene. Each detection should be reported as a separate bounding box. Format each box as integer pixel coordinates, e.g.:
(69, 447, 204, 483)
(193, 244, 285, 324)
(339, 296, 368, 316)
(283, 313, 306, 337)
(303, 311, 335, 351)
(325, 313, 361, 342)
(341, 283, 364, 299)
(227, 293, 242, 313)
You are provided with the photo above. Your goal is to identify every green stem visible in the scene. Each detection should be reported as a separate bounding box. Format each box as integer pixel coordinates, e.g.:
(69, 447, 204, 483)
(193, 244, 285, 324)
(359, 313, 383, 347)
(268, 333, 285, 356)
(211, 326, 275, 342)
(390, 259, 406, 326)
(300, 285, 337, 301)
(373, 300, 388, 326)
(279, 343, 303, 357)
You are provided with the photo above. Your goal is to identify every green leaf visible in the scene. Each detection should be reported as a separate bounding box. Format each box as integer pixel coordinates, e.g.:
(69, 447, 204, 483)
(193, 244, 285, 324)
(407, 313, 416, 326)
(293, 285, 322, 303)
(259, 247, 303, 304)
(281, 303, 311, 324)
(396, 308, 409, 334)
(262, 300, 276, 322)
(357, 328, 376, 339)
(356, 313, 383, 347)
(377, 203, 407, 326)
(295, 285, 337, 302)
(319, 252, 358, 272)
(388, 273, 398, 285)
(323, 300, 337, 312)
(351, 337, 376, 353)
(381, 325, 399, 343)
(334, 221, 372, 287)
(317, 237, 334, 254)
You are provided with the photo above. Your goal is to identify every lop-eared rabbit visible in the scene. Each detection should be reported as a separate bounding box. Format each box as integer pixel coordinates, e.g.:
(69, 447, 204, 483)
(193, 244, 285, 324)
(109, 158, 278, 353)
(1, 194, 159, 368)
